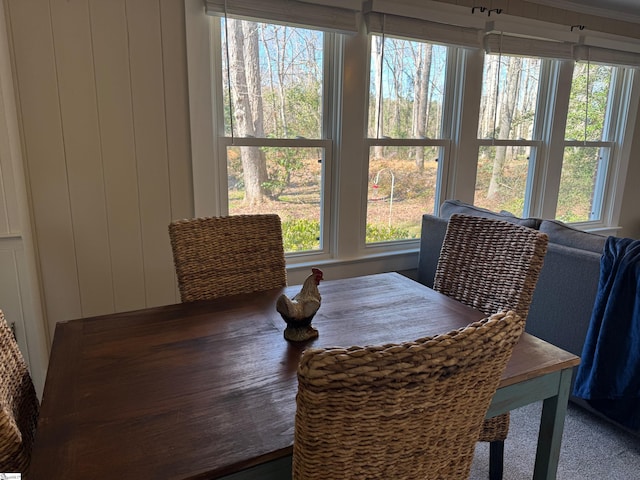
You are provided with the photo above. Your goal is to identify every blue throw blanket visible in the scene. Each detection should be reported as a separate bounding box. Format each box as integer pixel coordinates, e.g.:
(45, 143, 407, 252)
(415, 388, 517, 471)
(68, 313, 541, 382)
(573, 236, 640, 430)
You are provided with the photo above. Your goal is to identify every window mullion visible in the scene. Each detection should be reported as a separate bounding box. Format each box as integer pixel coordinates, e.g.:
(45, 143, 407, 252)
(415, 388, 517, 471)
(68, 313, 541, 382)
(322, 33, 340, 258)
(563, 140, 613, 147)
(434, 46, 460, 211)
(450, 48, 484, 204)
(334, 26, 369, 259)
(524, 59, 552, 217)
(186, 9, 224, 218)
(211, 19, 227, 217)
(218, 138, 332, 148)
(476, 139, 538, 147)
(601, 68, 624, 143)
(366, 139, 449, 147)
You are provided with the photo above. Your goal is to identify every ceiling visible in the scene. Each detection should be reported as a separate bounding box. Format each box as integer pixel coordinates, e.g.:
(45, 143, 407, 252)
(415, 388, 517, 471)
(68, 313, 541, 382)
(581, 0, 640, 15)
(529, 0, 640, 22)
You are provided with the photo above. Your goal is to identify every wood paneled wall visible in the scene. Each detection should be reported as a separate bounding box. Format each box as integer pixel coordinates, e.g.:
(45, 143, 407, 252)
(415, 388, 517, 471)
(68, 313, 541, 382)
(5, 0, 640, 343)
(6, 0, 193, 336)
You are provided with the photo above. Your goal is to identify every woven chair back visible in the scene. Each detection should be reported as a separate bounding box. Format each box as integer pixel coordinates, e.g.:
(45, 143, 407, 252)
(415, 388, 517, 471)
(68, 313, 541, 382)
(0, 310, 39, 474)
(293, 310, 524, 480)
(433, 213, 548, 445)
(169, 214, 287, 302)
(434, 214, 548, 320)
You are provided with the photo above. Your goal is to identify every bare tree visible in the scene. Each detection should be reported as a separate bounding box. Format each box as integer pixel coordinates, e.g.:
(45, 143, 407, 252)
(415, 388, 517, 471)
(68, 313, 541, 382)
(488, 56, 522, 198)
(480, 55, 499, 139)
(228, 19, 268, 206)
(412, 42, 432, 169)
(389, 40, 404, 138)
(371, 36, 384, 159)
(260, 27, 279, 134)
(273, 26, 291, 137)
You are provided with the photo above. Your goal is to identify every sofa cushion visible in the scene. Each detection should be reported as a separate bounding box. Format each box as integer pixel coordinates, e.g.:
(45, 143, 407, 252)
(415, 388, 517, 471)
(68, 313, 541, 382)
(526, 242, 602, 357)
(539, 219, 606, 254)
(439, 199, 541, 229)
(417, 215, 449, 288)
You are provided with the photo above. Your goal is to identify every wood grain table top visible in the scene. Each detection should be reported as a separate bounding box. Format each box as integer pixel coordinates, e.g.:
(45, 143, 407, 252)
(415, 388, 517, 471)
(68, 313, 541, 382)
(29, 272, 579, 479)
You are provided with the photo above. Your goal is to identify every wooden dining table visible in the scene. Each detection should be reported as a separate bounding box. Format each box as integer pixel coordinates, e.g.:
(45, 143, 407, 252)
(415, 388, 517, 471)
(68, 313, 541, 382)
(29, 272, 579, 480)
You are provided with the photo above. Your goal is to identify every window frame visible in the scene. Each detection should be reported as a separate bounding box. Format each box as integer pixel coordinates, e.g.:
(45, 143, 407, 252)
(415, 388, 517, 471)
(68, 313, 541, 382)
(364, 36, 459, 245)
(471, 49, 639, 229)
(473, 51, 546, 217)
(185, 0, 640, 283)
(553, 63, 639, 229)
(564, 65, 640, 229)
(212, 18, 338, 261)
(185, 3, 425, 282)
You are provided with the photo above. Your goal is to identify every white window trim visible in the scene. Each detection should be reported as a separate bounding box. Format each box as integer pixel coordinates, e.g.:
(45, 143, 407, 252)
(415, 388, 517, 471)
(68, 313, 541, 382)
(185, 0, 221, 218)
(552, 66, 640, 229)
(184, 0, 420, 284)
(185, 0, 640, 284)
(596, 68, 640, 230)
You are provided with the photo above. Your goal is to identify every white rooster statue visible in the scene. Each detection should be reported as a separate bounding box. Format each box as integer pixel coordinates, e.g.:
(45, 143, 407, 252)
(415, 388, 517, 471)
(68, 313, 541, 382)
(277, 268, 323, 342)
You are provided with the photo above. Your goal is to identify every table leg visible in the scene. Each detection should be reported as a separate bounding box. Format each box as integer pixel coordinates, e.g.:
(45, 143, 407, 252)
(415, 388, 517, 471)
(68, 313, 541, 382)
(532, 368, 574, 480)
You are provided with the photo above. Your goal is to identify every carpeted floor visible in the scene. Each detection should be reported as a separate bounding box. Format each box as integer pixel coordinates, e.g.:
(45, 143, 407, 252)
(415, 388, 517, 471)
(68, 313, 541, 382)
(469, 401, 640, 479)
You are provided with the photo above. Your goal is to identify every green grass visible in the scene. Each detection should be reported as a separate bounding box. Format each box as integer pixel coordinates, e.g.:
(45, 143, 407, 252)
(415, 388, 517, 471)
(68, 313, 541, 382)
(282, 218, 412, 252)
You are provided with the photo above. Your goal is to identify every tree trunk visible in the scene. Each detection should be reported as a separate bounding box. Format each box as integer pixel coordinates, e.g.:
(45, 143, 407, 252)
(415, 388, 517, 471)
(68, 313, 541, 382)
(274, 26, 290, 137)
(481, 56, 498, 139)
(392, 40, 402, 140)
(488, 56, 522, 198)
(243, 21, 265, 138)
(228, 19, 268, 206)
(242, 21, 269, 198)
(261, 27, 279, 134)
(413, 43, 432, 170)
(372, 36, 384, 159)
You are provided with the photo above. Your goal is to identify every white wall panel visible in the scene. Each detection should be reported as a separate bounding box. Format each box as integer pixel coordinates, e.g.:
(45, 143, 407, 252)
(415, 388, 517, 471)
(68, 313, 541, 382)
(50, 0, 115, 317)
(126, 0, 177, 307)
(161, 0, 194, 302)
(161, 0, 194, 222)
(90, 0, 147, 312)
(6, 0, 193, 335)
(0, 149, 16, 235)
(0, 243, 27, 354)
(7, 0, 83, 333)
(0, 51, 19, 236)
(0, 0, 48, 396)
(0, 237, 46, 394)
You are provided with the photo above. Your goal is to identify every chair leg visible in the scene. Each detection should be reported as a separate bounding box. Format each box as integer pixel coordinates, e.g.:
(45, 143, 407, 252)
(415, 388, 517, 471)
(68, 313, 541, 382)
(489, 440, 504, 480)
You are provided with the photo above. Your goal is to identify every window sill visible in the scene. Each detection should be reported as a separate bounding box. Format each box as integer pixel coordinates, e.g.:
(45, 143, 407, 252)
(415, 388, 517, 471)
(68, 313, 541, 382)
(285, 248, 420, 285)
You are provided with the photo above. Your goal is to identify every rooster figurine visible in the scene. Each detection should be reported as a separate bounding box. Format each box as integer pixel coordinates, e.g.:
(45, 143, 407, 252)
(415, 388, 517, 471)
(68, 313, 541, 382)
(277, 268, 323, 342)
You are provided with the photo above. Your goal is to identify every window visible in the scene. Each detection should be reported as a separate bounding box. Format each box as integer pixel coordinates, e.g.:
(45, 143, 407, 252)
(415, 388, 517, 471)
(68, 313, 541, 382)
(475, 52, 542, 216)
(366, 35, 450, 244)
(472, 41, 636, 226)
(218, 19, 333, 254)
(187, 2, 639, 279)
(558, 62, 618, 223)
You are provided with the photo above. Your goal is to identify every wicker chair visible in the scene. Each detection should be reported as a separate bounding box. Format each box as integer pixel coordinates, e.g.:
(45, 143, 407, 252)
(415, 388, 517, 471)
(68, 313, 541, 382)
(293, 310, 524, 480)
(168, 214, 287, 302)
(0, 310, 39, 474)
(433, 213, 549, 480)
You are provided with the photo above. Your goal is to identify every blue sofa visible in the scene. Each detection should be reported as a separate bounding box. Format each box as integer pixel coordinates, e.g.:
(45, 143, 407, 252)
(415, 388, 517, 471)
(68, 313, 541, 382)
(419, 200, 640, 437)
(417, 200, 616, 416)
